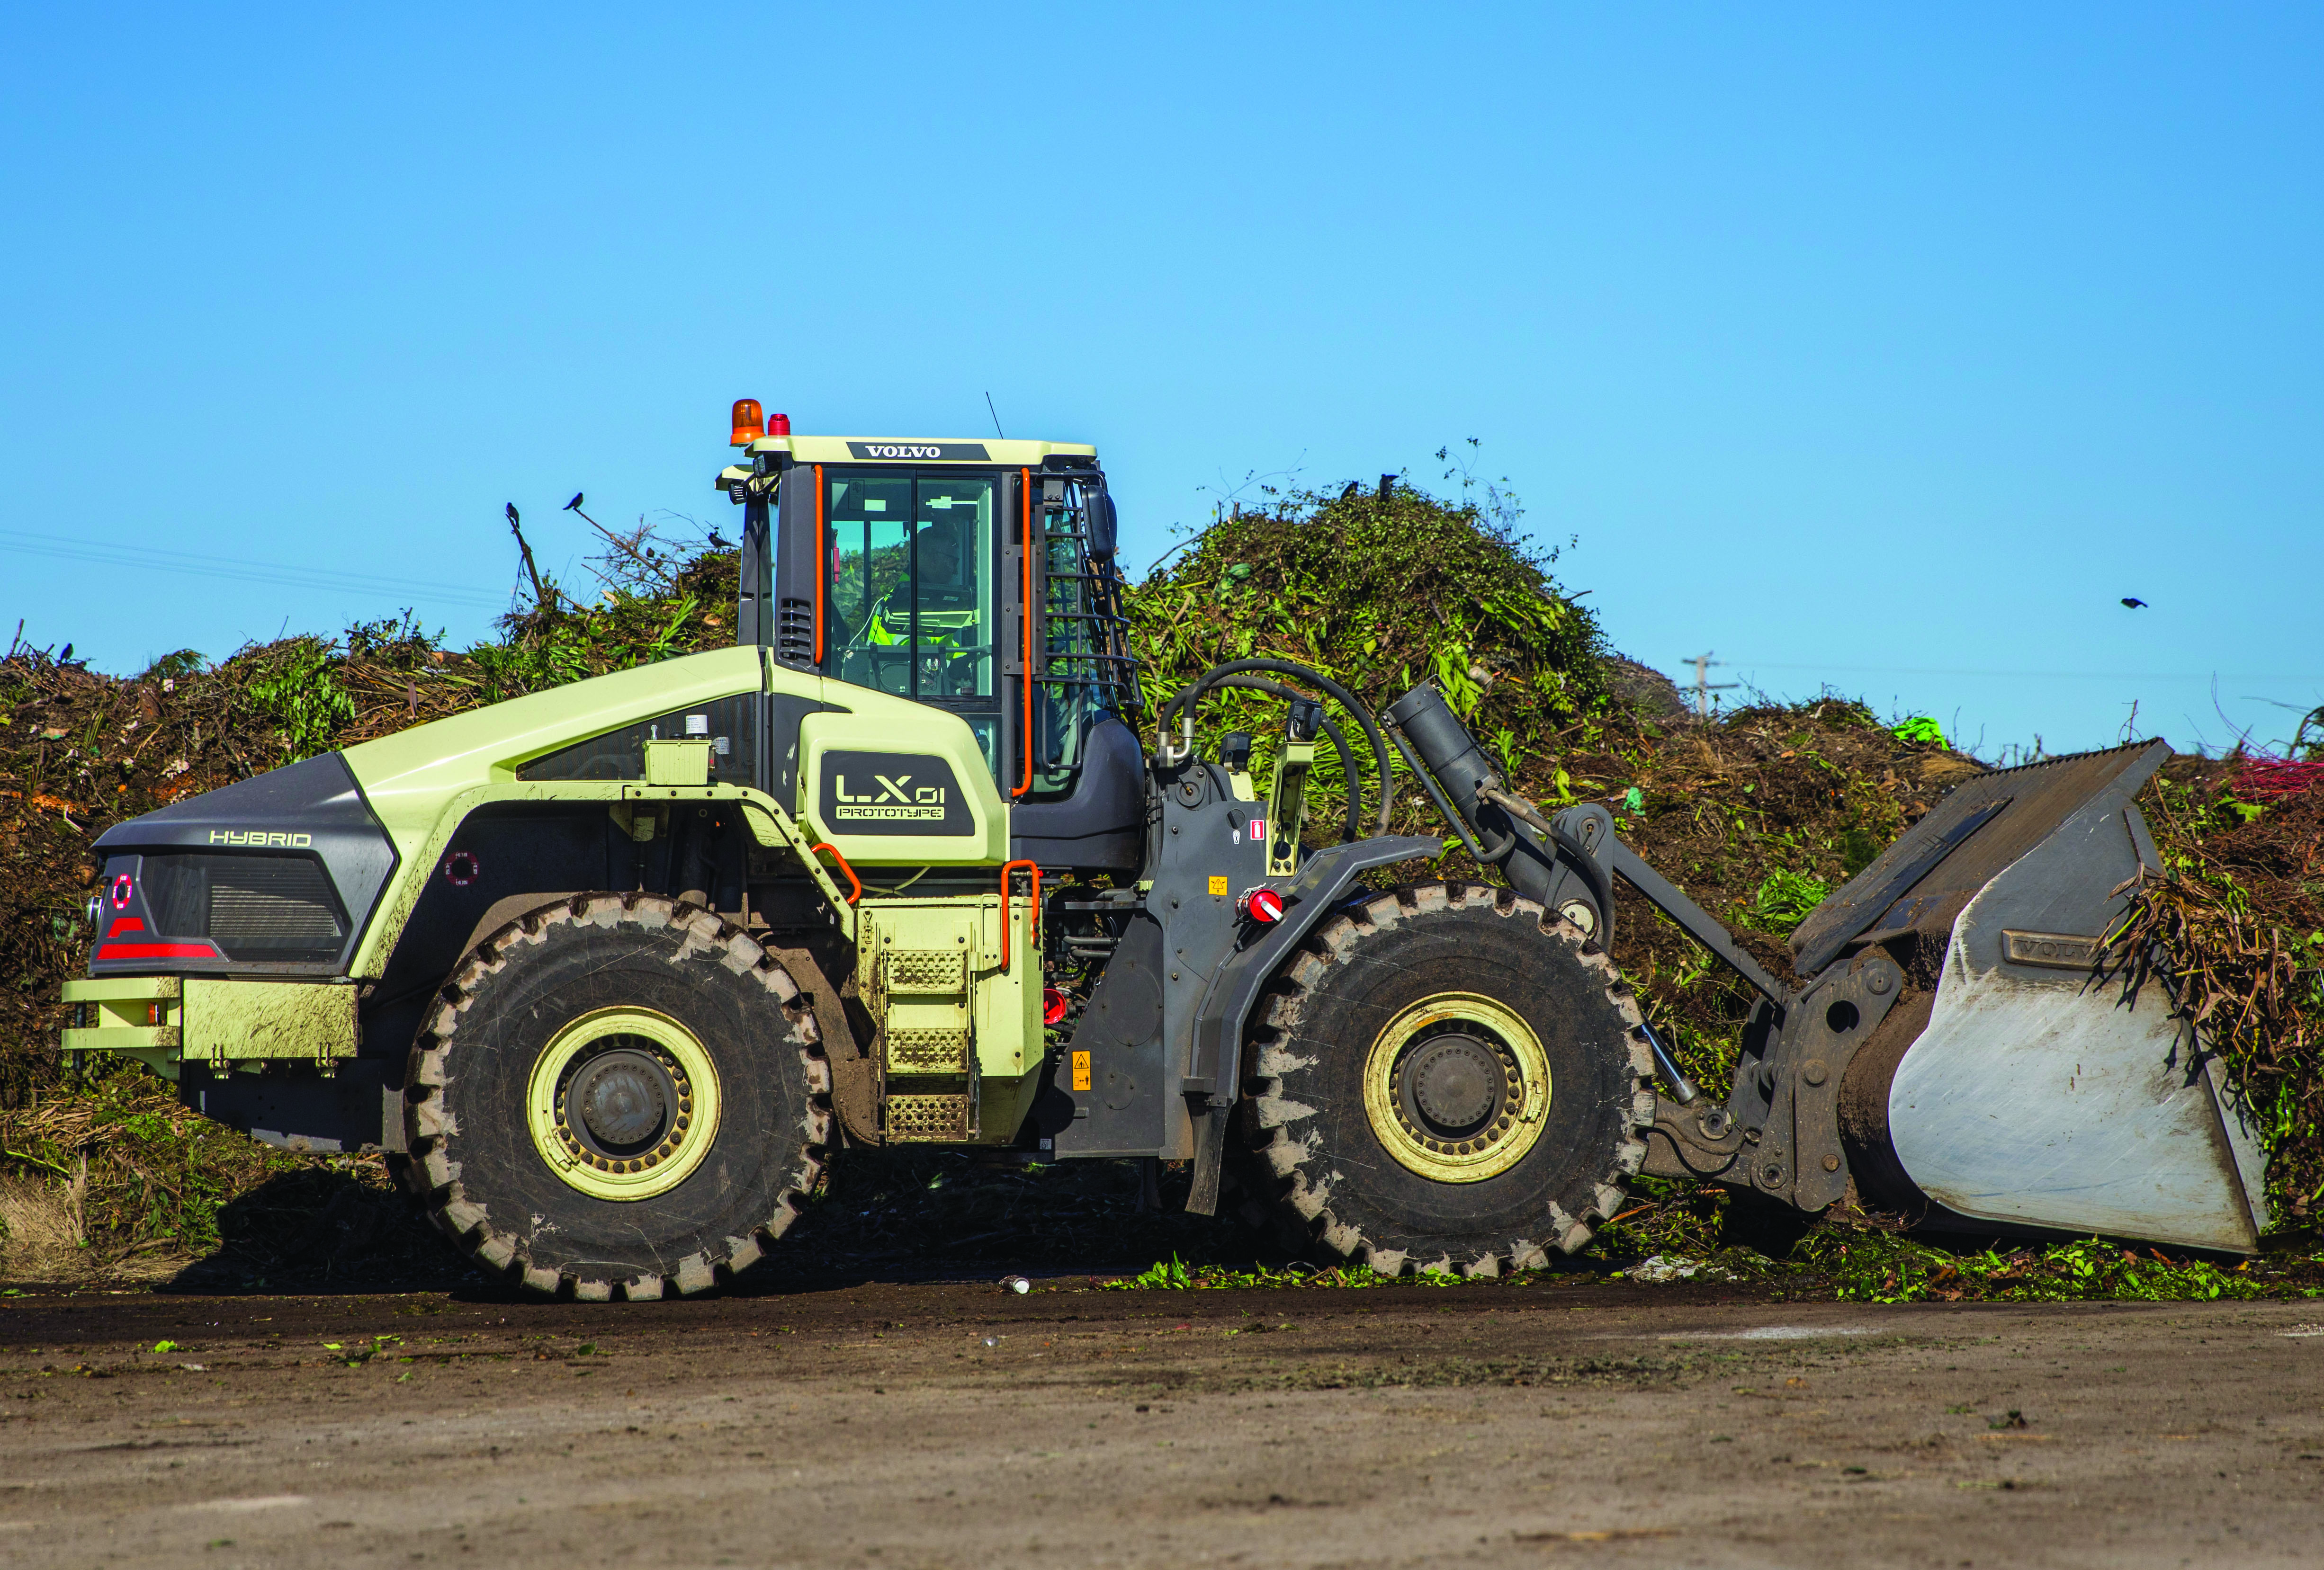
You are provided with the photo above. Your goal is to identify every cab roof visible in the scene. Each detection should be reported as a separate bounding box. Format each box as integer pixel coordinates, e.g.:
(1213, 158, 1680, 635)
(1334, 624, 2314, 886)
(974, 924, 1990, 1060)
(745, 434, 1096, 465)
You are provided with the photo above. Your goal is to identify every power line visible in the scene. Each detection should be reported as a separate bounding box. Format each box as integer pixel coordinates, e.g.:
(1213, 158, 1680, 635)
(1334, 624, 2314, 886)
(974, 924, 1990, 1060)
(1723, 660, 2320, 684)
(1, 528, 513, 612)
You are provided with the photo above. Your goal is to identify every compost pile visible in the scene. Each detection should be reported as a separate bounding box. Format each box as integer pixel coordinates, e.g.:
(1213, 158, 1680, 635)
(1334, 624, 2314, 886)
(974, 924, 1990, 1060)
(2, 476, 2318, 1287)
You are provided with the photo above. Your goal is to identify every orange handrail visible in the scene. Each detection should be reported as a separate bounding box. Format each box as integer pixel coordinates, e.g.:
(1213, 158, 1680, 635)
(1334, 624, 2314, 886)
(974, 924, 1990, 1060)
(808, 841, 861, 905)
(1013, 467, 1033, 798)
(812, 464, 826, 665)
(999, 858, 1040, 969)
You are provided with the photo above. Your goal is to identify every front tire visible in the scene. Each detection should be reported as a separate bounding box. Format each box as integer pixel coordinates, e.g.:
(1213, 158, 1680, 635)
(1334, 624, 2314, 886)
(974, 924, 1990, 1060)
(403, 894, 830, 1299)
(1239, 883, 1653, 1276)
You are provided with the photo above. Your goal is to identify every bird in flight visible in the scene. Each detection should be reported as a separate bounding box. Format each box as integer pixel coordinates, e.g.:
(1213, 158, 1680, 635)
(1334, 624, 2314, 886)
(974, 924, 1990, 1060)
(2121, 597, 2148, 609)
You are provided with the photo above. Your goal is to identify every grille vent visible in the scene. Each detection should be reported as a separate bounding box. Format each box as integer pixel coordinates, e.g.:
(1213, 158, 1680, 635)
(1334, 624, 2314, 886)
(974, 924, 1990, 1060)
(142, 853, 348, 963)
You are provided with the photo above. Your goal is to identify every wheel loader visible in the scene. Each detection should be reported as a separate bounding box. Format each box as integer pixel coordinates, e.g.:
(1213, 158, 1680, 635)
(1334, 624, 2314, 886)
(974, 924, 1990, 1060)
(60, 404, 2270, 1297)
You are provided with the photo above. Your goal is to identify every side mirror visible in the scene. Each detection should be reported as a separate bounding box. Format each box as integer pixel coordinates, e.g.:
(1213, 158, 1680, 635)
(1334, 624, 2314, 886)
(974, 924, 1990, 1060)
(1089, 493, 1119, 560)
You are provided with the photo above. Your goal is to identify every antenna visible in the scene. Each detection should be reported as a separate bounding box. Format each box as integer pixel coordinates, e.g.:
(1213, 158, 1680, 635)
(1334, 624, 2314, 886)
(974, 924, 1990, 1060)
(983, 392, 1005, 439)
(1684, 651, 1739, 718)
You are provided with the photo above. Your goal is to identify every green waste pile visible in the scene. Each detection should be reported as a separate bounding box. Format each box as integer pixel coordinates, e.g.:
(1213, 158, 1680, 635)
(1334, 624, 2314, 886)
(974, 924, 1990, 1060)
(2, 474, 2318, 1295)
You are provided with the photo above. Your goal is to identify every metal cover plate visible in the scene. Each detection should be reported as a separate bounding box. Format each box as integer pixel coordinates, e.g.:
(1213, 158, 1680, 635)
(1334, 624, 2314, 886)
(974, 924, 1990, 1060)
(2001, 930, 2105, 970)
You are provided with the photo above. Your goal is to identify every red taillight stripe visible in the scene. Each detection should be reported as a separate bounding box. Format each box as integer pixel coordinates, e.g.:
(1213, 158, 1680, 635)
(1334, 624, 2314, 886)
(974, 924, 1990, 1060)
(96, 942, 220, 961)
(107, 916, 146, 936)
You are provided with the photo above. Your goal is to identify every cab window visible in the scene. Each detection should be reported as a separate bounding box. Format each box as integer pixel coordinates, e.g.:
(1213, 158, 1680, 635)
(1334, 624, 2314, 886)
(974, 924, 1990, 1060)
(825, 468, 996, 701)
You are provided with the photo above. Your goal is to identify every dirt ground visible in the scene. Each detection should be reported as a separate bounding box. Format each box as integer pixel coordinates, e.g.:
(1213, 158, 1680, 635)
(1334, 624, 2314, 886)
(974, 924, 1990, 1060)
(2, 1278, 2321, 1569)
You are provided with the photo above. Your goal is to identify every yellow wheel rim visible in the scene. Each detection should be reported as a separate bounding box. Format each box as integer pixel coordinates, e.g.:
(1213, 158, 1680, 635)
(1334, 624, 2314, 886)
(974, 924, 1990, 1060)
(1361, 991, 1550, 1184)
(525, 1006, 722, 1201)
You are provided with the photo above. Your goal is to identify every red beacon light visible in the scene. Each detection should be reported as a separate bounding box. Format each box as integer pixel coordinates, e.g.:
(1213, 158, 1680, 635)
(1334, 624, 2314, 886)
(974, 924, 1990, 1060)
(730, 398, 764, 446)
(1239, 886, 1285, 925)
(1042, 986, 1069, 1026)
(767, 410, 791, 436)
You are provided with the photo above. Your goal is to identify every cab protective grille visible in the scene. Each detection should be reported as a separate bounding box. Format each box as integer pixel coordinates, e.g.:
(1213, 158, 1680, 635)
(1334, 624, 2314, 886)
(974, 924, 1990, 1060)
(142, 853, 350, 963)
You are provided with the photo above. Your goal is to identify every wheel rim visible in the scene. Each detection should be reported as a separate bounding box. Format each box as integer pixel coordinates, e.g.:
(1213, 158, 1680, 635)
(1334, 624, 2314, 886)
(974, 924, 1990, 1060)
(1361, 991, 1550, 1183)
(526, 1006, 722, 1200)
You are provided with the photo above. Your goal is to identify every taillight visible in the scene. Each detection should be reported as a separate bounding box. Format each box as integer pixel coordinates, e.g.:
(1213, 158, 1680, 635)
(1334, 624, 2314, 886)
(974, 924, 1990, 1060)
(110, 873, 134, 910)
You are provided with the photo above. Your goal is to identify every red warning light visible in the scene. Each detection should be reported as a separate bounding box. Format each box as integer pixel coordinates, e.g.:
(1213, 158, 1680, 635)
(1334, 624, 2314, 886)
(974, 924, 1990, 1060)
(1042, 986, 1068, 1026)
(767, 411, 791, 436)
(1240, 886, 1285, 925)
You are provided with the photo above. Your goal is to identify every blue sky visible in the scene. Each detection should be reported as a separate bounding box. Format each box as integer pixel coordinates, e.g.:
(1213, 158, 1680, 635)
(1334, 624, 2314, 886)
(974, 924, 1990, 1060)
(4, 5, 2317, 758)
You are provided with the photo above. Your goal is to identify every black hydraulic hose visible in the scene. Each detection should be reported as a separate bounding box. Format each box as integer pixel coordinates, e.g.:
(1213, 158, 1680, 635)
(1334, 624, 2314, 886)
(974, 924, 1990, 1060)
(1181, 673, 1362, 841)
(1162, 658, 1394, 835)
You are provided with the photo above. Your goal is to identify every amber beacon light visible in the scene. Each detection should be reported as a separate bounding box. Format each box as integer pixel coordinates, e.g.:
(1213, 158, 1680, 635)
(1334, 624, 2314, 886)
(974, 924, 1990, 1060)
(730, 399, 764, 446)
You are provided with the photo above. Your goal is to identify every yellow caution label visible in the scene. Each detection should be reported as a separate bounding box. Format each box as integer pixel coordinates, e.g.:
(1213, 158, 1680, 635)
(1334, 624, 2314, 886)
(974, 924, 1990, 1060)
(1207, 875, 1229, 896)
(1070, 1050, 1092, 1092)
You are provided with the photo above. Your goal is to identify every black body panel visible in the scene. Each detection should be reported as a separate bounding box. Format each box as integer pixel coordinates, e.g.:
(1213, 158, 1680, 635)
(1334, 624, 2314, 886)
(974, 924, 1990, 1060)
(515, 694, 760, 789)
(90, 752, 397, 976)
(1008, 717, 1145, 871)
(1055, 912, 1170, 1156)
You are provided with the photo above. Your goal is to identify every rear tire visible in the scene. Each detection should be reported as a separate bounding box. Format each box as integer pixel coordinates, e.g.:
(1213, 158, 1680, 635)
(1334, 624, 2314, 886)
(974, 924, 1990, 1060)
(1238, 883, 1653, 1276)
(403, 894, 831, 1299)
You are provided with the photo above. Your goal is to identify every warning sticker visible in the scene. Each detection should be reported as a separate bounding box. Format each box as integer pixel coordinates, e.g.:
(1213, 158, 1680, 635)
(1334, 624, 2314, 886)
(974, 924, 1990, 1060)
(1070, 1050, 1092, 1092)
(1207, 875, 1229, 896)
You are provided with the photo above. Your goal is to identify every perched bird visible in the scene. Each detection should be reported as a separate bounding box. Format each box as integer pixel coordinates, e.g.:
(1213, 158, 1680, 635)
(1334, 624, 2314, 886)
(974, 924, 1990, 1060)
(505, 503, 520, 526)
(2121, 597, 2148, 609)
(1340, 481, 1362, 500)
(565, 493, 584, 512)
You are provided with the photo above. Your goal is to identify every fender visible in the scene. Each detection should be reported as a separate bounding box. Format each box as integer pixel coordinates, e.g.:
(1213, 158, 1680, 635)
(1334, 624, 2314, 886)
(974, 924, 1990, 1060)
(1182, 833, 1443, 1214)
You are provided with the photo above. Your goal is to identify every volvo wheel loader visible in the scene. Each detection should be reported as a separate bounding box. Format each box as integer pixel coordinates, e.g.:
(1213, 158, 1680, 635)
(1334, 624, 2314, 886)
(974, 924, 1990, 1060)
(61, 404, 2271, 1298)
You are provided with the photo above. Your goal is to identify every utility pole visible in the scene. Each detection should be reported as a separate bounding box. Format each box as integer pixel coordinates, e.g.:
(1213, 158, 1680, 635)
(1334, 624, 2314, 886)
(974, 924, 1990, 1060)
(1684, 652, 1738, 718)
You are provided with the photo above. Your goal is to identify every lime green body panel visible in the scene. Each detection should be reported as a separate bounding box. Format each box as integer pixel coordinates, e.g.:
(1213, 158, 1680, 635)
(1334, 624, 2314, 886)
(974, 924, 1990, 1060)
(855, 894, 1042, 1141)
(642, 738, 714, 785)
(340, 645, 772, 856)
(62, 974, 354, 1078)
(336, 644, 1016, 976)
(183, 979, 358, 1068)
(798, 701, 1008, 865)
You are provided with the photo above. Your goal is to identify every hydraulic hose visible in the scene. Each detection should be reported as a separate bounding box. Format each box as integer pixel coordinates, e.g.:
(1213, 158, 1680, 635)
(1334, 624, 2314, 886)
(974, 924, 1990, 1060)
(1161, 658, 1395, 836)
(1179, 672, 1362, 842)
